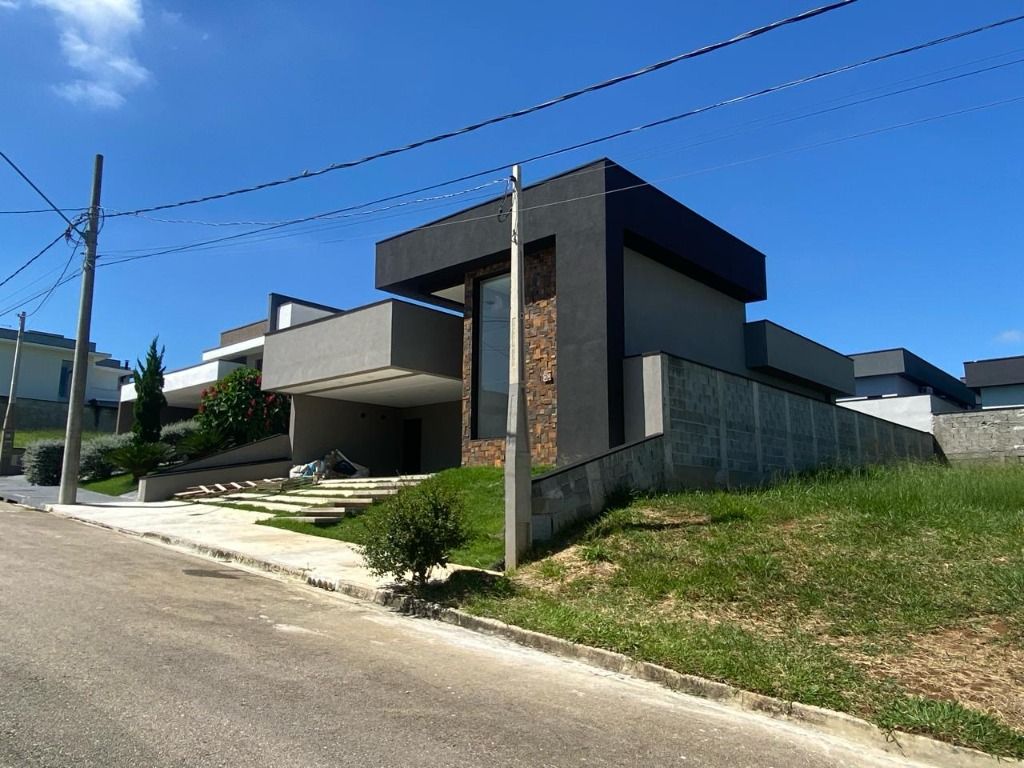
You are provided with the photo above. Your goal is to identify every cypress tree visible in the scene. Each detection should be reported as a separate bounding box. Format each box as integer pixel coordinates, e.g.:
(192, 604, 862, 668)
(132, 337, 166, 444)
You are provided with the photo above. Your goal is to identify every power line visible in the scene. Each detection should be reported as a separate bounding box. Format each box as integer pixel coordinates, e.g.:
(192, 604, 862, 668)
(93, 15, 1024, 266)
(98, 93, 1023, 269)
(29, 241, 80, 316)
(0, 150, 80, 232)
(0, 231, 69, 290)
(97, 49, 1024, 261)
(107, 0, 858, 218)
(107, 177, 508, 228)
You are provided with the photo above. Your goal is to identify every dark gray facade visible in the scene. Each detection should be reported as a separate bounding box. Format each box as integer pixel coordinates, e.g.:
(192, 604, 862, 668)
(850, 348, 976, 408)
(377, 157, 856, 465)
(964, 355, 1024, 389)
(377, 158, 777, 463)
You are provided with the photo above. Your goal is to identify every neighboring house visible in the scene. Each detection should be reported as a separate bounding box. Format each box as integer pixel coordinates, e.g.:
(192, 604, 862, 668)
(837, 348, 976, 432)
(0, 327, 128, 432)
(963, 355, 1024, 408)
(261, 158, 930, 480)
(117, 294, 339, 432)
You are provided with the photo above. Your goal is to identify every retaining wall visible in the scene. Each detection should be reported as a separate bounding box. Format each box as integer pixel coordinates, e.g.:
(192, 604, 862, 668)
(531, 354, 935, 543)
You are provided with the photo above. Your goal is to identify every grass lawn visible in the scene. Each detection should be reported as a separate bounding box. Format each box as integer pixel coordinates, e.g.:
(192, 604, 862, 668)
(258, 466, 509, 570)
(425, 462, 1024, 759)
(13, 429, 104, 449)
(81, 472, 137, 497)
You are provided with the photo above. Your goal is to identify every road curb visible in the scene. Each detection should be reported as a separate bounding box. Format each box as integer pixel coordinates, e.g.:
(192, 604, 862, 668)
(44, 504, 1018, 768)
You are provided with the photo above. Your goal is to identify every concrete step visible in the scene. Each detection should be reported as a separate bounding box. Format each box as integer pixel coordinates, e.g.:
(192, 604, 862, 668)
(289, 488, 398, 499)
(229, 493, 377, 508)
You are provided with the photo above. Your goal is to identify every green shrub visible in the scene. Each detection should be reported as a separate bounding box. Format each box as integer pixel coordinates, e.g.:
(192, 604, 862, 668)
(361, 480, 469, 586)
(79, 433, 131, 481)
(23, 439, 65, 486)
(175, 425, 228, 461)
(160, 419, 201, 446)
(108, 440, 172, 480)
(197, 368, 289, 446)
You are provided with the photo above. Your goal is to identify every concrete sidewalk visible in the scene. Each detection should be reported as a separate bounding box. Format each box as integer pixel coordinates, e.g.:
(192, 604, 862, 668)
(45, 500, 398, 593)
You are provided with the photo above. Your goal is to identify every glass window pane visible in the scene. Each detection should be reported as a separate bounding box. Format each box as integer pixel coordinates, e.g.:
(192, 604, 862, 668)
(475, 274, 510, 439)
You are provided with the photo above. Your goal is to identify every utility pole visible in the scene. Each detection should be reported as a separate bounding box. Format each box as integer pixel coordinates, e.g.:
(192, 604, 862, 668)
(58, 154, 103, 505)
(0, 311, 27, 475)
(504, 164, 531, 570)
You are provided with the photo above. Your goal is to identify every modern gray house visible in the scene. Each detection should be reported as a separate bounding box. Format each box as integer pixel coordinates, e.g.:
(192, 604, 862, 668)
(963, 355, 1024, 409)
(258, 158, 933, 502)
(838, 348, 976, 433)
(137, 158, 936, 515)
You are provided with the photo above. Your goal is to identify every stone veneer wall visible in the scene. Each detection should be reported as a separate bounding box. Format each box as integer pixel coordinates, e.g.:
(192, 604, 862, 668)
(531, 354, 935, 543)
(461, 246, 557, 467)
(933, 407, 1024, 463)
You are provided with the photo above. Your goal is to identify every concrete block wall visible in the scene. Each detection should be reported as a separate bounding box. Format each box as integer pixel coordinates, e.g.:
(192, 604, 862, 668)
(0, 395, 117, 433)
(530, 354, 935, 543)
(661, 355, 933, 487)
(531, 435, 665, 542)
(933, 407, 1024, 463)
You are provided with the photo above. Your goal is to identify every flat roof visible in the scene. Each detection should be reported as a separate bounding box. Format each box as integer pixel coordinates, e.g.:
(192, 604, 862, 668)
(375, 157, 768, 307)
(964, 354, 1024, 388)
(849, 348, 976, 407)
(0, 327, 100, 355)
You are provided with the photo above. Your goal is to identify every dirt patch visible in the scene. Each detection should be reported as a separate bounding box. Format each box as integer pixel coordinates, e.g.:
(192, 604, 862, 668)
(516, 545, 620, 593)
(853, 622, 1024, 729)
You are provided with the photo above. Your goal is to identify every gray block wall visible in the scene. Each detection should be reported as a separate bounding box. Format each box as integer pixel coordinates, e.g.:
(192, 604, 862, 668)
(933, 408, 1024, 463)
(662, 356, 932, 488)
(531, 354, 935, 543)
(0, 395, 117, 433)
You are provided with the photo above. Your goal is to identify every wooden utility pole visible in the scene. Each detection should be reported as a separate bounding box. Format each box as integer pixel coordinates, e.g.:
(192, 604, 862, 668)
(0, 311, 27, 474)
(58, 154, 103, 505)
(504, 165, 532, 570)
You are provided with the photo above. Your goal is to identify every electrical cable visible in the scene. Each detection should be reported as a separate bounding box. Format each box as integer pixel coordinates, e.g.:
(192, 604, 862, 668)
(29, 240, 80, 316)
(0, 150, 81, 232)
(97, 93, 1024, 268)
(106, 0, 858, 217)
(93, 16, 1024, 265)
(0, 231, 69, 289)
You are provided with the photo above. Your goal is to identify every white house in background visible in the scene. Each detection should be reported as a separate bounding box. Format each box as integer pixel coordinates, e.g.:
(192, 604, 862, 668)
(0, 327, 129, 431)
(838, 348, 976, 433)
(116, 293, 340, 432)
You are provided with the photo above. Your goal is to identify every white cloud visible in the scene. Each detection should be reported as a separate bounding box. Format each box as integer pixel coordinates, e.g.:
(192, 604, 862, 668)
(994, 329, 1024, 345)
(32, 0, 150, 109)
(0, 1, 21, 10)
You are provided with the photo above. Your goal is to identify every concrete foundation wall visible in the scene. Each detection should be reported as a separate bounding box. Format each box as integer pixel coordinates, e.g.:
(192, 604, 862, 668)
(0, 395, 117, 432)
(933, 407, 1024, 463)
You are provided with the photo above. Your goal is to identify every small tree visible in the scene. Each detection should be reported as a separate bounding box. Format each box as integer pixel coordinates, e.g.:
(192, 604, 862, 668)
(132, 337, 166, 444)
(197, 367, 289, 446)
(361, 481, 468, 587)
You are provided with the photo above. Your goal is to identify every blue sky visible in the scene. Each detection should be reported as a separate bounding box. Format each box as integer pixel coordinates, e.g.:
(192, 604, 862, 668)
(0, 0, 1021, 375)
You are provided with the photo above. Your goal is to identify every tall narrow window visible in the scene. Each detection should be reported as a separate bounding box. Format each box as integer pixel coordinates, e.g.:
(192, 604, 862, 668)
(474, 273, 510, 439)
(58, 359, 73, 399)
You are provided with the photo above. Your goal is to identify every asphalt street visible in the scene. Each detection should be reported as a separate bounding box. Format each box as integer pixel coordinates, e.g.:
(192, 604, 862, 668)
(0, 504, 928, 767)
